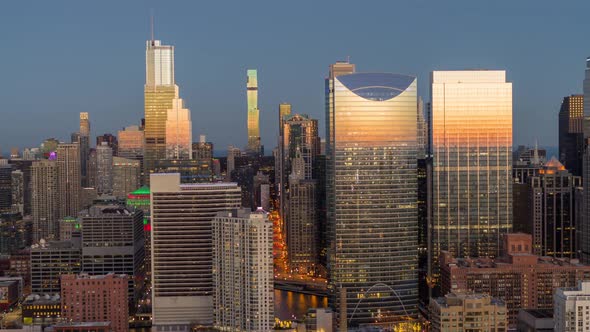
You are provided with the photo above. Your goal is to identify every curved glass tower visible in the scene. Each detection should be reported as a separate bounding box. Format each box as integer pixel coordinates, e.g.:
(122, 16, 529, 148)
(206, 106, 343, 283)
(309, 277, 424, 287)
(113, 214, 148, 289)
(326, 68, 419, 327)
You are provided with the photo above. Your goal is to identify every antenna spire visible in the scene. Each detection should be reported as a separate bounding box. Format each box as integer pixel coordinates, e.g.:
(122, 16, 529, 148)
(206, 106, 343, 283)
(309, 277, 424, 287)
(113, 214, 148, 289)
(150, 10, 155, 44)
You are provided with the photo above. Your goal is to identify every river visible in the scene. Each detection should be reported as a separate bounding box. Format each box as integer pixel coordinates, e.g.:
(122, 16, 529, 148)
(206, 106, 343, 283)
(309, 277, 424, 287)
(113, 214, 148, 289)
(274, 289, 328, 321)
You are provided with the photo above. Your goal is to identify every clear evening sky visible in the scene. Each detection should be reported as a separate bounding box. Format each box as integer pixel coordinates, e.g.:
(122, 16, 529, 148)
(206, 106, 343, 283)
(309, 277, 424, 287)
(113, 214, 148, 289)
(0, 0, 588, 154)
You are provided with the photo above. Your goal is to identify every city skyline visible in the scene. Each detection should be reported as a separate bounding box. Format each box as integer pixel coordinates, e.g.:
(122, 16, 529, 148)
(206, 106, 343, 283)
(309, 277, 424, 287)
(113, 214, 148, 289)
(1, 1, 588, 153)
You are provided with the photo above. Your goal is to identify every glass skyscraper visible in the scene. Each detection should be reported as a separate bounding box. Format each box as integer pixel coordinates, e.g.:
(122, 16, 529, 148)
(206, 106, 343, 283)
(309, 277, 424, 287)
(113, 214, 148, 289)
(430, 71, 513, 270)
(165, 98, 192, 160)
(581, 58, 590, 263)
(144, 39, 179, 183)
(326, 63, 419, 327)
(246, 69, 261, 154)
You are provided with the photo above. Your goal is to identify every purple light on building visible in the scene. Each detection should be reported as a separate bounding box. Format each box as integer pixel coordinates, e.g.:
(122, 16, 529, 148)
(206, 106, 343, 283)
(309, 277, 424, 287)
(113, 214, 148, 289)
(49, 151, 57, 160)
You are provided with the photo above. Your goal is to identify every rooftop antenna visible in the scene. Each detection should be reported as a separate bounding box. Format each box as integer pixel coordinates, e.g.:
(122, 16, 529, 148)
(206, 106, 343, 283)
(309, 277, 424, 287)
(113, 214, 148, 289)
(150, 9, 155, 45)
(347, 55, 351, 63)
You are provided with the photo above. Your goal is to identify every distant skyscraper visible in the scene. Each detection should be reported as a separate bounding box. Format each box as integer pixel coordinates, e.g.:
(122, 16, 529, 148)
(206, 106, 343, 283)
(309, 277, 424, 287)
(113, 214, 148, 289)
(56, 143, 81, 219)
(0, 163, 12, 213)
(246, 69, 261, 154)
(79, 112, 90, 187)
(118, 125, 145, 160)
(96, 142, 113, 195)
(112, 157, 141, 198)
(212, 208, 273, 331)
(580, 57, 590, 263)
(31, 160, 59, 241)
(165, 98, 192, 160)
(96, 133, 118, 155)
(87, 148, 97, 188)
(431, 71, 513, 268)
(144, 39, 179, 182)
(150, 173, 241, 330)
(11, 170, 24, 214)
(326, 63, 419, 326)
(559, 95, 584, 177)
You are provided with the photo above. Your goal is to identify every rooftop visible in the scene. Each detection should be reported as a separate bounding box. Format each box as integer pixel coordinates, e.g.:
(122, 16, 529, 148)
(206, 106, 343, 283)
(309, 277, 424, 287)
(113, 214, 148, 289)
(337, 73, 416, 101)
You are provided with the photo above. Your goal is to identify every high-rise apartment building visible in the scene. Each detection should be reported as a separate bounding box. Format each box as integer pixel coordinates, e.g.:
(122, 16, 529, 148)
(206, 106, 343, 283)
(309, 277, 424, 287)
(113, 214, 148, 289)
(79, 112, 90, 187)
(555, 281, 590, 332)
(326, 62, 419, 326)
(144, 39, 179, 182)
(165, 98, 192, 160)
(96, 134, 118, 156)
(9, 159, 34, 215)
(150, 173, 241, 330)
(0, 163, 12, 213)
(79, 204, 145, 305)
(246, 69, 261, 154)
(430, 293, 508, 332)
(31, 160, 59, 241)
(11, 170, 24, 214)
(112, 157, 141, 198)
(96, 142, 113, 195)
(30, 240, 81, 294)
(61, 274, 128, 332)
(431, 70, 513, 271)
(559, 95, 584, 176)
(212, 209, 273, 331)
(56, 143, 81, 219)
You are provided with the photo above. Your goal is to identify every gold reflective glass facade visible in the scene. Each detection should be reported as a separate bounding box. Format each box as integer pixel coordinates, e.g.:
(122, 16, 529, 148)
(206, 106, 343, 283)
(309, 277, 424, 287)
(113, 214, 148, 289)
(431, 71, 513, 265)
(247, 69, 260, 153)
(165, 98, 192, 160)
(327, 71, 419, 326)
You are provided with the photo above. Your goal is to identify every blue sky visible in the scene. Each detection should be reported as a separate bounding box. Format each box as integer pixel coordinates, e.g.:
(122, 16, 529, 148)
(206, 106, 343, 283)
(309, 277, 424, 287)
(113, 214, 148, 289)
(0, 0, 588, 153)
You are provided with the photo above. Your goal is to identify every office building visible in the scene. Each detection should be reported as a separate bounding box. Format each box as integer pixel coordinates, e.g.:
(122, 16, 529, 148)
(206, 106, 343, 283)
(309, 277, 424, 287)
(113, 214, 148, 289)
(431, 70, 513, 276)
(514, 145, 547, 166)
(517, 309, 554, 332)
(520, 158, 581, 258)
(126, 186, 151, 280)
(0, 163, 12, 213)
(30, 240, 81, 294)
(304, 308, 334, 332)
(118, 125, 144, 160)
(246, 69, 261, 154)
(225, 145, 241, 181)
(192, 136, 213, 173)
(581, 57, 590, 263)
(153, 159, 213, 183)
(11, 170, 24, 214)
(31, 160, 59, 241)
(212, 209, 273, 331)
(326, 62, 419, 326)
(429, 293, 508, 332)
(9, 159, 34, 215)
(96, 142, 113, 195)
(59, 216, 80, 242)
(77, 112, 91, 187)
(559, 95, 584, 176)
(150, 173, 241, 330)
(51, 322, 112, 332)
(555, 281, 590, 332)
(79, 204, 145, 305)
(112, 157, 141, 198)
(144, 39, 179, 182)
(56, 143, 81, 219)
(87, 148, 97, 188)
(0, 213, 28, 254)
(96, 133, 118, 156)
(165, 98, 192, 160)
(441, 233, 590, 326)
(61, 274, 128, 332)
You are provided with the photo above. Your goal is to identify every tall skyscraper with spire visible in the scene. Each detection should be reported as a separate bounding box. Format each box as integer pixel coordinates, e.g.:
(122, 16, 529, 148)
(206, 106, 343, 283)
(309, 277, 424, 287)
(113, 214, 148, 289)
(144, 35, 179, 183)
(79, 112, 90, 187)
(246, 69, 261, 154)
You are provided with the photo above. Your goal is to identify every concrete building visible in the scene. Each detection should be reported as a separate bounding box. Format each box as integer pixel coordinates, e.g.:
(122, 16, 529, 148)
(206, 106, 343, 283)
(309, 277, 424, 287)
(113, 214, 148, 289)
(30, 240, 81, 294)
(96, 142, 113, 195)
(58, 217, 80, 242)
(56, 143, 81, 219)
(112, 157, 141, 198)
(429, 293, 508, 332)
(555, 281, 590, 332)
(441, 233, 590, 327)
(304, 308, 334, 332)
(61, 274, 128, 332)
(212, 209, 273, 331)
(31, 160, 59, 241)
(79, 205, 145, 305)
(150, 173, 241, 330)
(517, 309, 554, 332)
(50, 322, 111, 332)
(22, 294, 61, 327)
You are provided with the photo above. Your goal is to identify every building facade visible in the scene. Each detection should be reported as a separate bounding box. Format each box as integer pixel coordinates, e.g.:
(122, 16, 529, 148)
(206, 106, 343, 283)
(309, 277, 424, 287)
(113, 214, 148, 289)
(431, 70, 513, 275)
(112, 157, 141, 198)
(150, 173, 241, 330)
(31, 160, 59, 241)
(30, 240, 81, 294)
(246, 69, 261, 154)
(441, 233, 590, 327)
(96, 142, 113, 195)
(56, 143, 81, 219)
(165, 98, 192, 160)
(326, 63, 419, 327)
(559, 95, 584, 177)
(212, 209, 273, 331)
(430, 293, 508, 332)
(555, 281, 590, 332)
(61, 274, 128, 332)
